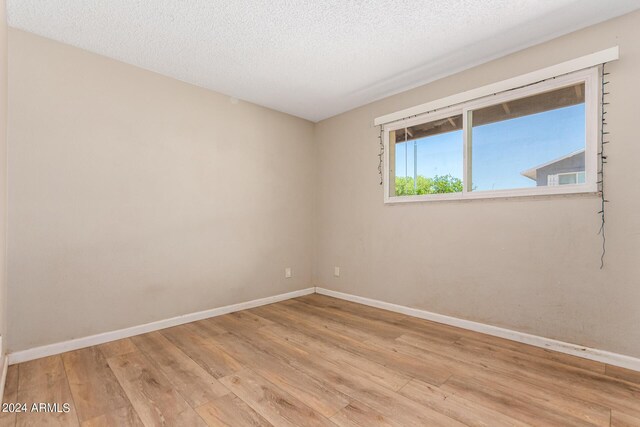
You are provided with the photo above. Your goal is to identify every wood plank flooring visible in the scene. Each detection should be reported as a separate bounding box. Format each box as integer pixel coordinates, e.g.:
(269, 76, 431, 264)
(2, 294, 640, 426)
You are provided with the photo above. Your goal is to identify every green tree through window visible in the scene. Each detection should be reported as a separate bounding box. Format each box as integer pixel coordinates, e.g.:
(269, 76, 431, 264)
(395, 174, 463, 195)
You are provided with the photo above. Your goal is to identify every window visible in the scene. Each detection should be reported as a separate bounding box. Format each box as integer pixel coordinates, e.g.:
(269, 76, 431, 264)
(384, 67, 598, 203)
(389, 113, 463, 197)
(548, 171, 586, 186)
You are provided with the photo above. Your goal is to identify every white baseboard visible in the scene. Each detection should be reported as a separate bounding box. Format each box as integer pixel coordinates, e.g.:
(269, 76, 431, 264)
(8, 287, 315, 365)
(8, 285, 640, 373)
(315, 287, 640, 372)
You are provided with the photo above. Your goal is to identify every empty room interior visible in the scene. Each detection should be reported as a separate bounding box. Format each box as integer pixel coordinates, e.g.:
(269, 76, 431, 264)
(1, 1, 640, 426)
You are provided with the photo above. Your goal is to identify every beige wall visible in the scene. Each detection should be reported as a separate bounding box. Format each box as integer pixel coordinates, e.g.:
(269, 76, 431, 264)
(6, 11, 640, 358)
(7, 29, 315, 352)
(314, 10, 640, 358)
(0, 0, 7, 350)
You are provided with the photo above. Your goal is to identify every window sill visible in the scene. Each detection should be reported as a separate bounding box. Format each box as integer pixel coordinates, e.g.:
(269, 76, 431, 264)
(384, 186, 599, 204)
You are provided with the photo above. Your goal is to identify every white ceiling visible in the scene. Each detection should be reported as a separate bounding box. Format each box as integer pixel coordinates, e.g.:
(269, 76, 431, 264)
(7, 1, 640, 122)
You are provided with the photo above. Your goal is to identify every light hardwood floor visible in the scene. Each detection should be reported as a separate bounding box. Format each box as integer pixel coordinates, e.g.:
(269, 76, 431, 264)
(1, 294, 640, 426)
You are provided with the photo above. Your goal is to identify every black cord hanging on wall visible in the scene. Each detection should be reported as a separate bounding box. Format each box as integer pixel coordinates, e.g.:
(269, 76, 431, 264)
(376, 63, 612, 270)
(598, 63, 610, 269)
(378, 125, 384, 185)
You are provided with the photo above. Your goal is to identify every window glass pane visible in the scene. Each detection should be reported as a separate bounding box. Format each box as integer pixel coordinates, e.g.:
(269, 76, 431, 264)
(391, 115, 463, 196)
(558, 173, 577, 185)
(470, 83, 586, 192)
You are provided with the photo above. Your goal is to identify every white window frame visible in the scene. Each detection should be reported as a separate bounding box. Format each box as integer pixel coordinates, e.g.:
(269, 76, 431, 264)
(383, 67, 599, 204)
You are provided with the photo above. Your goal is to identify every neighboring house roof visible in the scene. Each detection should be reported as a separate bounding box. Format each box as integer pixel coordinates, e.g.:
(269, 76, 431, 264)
(520, 149, 585, 181)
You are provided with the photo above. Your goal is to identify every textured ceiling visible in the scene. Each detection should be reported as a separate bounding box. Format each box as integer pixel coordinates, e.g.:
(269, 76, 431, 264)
(7, 1, 640, 121)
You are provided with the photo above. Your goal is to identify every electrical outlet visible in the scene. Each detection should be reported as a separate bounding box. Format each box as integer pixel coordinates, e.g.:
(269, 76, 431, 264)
(334, 266, 340, 277)
(285, 267, 292, 278)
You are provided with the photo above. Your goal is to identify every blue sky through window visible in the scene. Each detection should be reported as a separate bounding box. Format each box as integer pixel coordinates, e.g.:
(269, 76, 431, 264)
(394, 104, 585, 191)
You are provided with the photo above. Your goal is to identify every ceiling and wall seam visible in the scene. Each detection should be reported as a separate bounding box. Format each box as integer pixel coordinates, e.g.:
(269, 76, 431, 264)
(6, 0, 640, 122)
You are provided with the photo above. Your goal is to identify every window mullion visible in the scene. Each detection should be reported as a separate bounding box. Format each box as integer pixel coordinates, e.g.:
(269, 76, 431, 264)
(463, 109, 472, 195)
